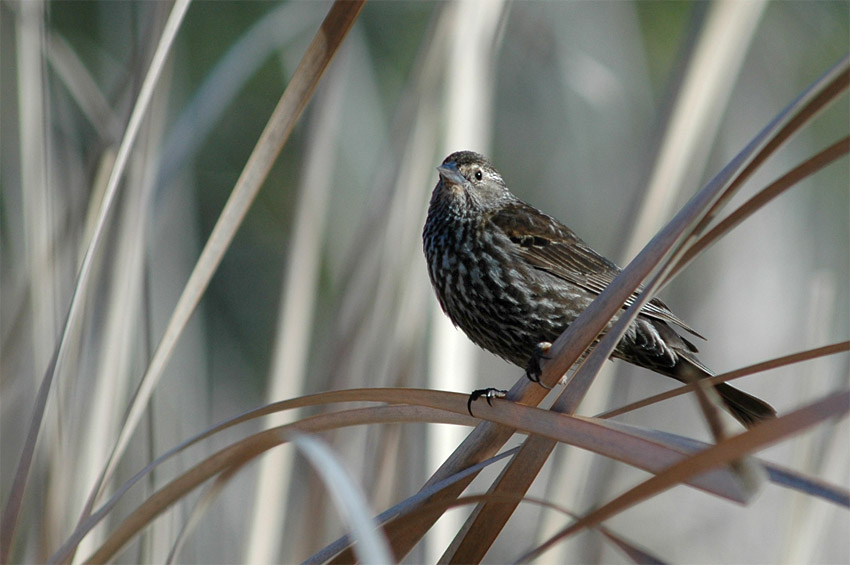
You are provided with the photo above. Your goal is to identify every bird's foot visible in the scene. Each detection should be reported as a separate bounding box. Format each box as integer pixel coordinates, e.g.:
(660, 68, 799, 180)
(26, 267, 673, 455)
(467, 388, 507, 416)
(525, 341, 553, 389)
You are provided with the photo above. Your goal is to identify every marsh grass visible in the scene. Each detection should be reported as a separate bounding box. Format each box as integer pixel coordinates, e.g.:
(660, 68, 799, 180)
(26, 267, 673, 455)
(1, 1, 848, 563)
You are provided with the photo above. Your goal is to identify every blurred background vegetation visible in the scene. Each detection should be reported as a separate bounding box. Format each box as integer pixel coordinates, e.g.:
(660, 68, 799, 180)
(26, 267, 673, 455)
(1, 1, 847, 563)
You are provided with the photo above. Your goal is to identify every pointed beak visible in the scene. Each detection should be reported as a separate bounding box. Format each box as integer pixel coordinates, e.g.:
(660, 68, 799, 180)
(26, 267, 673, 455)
(437, 163, 466, 188)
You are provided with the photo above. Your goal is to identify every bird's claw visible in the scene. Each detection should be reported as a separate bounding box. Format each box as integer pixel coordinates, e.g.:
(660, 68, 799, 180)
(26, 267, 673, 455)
(525, 341, 553, 389)
(467, 388, 507, 416)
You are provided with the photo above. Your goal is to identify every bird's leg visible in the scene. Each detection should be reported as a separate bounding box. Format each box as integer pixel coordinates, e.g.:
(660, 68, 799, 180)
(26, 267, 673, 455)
(467, 388, 507, 416)
(525, 341, 553, 389)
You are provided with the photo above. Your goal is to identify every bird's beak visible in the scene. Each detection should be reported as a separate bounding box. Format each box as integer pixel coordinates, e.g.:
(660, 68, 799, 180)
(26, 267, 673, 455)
(437, 163, 466, 188)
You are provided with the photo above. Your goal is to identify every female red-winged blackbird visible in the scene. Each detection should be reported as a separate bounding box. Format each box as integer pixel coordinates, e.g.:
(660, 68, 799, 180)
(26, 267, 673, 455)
(422, 150, 776, 427)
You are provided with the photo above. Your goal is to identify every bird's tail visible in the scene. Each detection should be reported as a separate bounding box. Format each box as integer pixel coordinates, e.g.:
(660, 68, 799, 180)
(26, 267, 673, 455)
(714, 382, 777, 428)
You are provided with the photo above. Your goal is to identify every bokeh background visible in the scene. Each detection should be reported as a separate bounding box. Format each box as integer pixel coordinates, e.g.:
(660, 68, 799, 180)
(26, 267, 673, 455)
(1, 1, 848, 563)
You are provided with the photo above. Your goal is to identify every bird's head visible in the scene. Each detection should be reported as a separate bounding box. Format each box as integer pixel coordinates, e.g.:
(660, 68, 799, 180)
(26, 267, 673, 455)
(432, 151, 513, 215)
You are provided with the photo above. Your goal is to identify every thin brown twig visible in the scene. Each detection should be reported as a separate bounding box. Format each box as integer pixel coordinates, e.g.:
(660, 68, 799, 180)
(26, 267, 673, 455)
(520, 389, 850, 562)
(668, 136, 849, 283)
(598, 341, 850, 420)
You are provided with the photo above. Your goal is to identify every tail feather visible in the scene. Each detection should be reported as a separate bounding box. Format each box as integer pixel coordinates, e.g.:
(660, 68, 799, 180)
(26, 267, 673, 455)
(619, 318, 776, 428)
(715, 382, 777, 428)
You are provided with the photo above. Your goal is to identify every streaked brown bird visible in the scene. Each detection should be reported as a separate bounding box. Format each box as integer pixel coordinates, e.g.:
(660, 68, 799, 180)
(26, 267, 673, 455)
(422, 150, 776, 427)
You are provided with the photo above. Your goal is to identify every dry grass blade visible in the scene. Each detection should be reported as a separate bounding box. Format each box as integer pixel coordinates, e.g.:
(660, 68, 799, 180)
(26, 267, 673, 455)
(668, 135, 850, 283)
(164, 465, 243, 565)
(328, 395, 764, 562)
(158, 1, 323, 185)
(0, 2, 191, 560)
(311, 401, 846, 562)
(626, 0, 766, 257)
(0, 341, 60, 562)
(599, 341, 850, 420)
(246, 42, 347, 563)
(49, 389, 473, 563)
(394, 493, 669, 565)
(327, 382, 562, 559)
(595, 419, 850, 507)
(331, 492, 668, 565)
(84, 0, 364, 519)
(59, 384, 771, 563)
(447, 389, 746, 559)
(357, 413, 521, 561)
(690, 54, 849, 238)
(490, 403, 769, 495)
(765, 463, 850, 507)
(600, 532, 667, 565)
(308, 448, 522, 563)
(50, 404, 466, 564)
(46, 33, 121, 140)
(343, 358, 563, 561)
(290, 434, 393, 564)
(520, 390, 850, 562)
(441, 433, 555, 562)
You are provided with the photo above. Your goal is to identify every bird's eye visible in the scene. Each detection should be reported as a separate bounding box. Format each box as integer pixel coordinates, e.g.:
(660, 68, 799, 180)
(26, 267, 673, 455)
(474, 169, 483, 181)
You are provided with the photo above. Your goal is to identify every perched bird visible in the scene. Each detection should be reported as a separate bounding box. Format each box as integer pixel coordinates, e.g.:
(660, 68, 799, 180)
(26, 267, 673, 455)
(422, 150, 776, 427)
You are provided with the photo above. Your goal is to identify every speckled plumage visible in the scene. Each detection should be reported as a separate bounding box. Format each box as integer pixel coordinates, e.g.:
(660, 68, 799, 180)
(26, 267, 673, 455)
(423, 151, 775, 427)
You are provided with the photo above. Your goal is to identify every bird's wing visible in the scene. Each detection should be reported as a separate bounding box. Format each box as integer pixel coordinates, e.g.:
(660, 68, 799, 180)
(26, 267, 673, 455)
(488, 202, 705, 339)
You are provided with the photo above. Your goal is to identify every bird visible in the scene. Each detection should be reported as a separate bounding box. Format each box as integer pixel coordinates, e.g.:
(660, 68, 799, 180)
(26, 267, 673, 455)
(422, 150, 776, 427)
